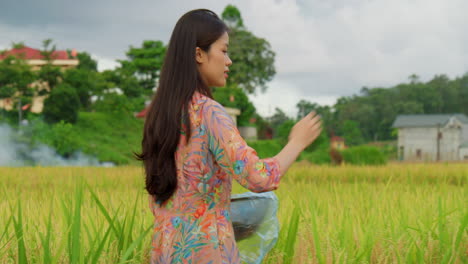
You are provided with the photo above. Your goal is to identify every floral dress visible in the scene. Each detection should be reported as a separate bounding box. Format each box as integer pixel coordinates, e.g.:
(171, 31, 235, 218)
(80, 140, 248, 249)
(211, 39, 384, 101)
(149, 91, 282, 264)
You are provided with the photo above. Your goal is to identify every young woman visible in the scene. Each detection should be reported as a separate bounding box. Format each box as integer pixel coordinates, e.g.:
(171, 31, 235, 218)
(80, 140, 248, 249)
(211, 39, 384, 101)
(136, 9, 322, 264)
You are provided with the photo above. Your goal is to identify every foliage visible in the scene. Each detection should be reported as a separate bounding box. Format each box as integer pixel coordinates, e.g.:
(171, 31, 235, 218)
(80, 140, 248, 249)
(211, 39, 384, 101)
(299, 132, 331, 165)
(333, 73, 468, 141)
(247, 139, 283, 159)
(304, 131, 330, 153)
(92, 93, 134, 115)
(42, 83, 80, 124)
(296, 100, 320, 120)
(0, 57, 36, 98)
(40, 39, 56, 60)
(276, 120, 295, 144)
(23, 110, 143, 165)
(295, 100, 336, 137)
(38, 64, 62, 91)
(339, 120, 364, 146)
(101, 69, 144, 98)
(0, 55, 36, 122)
(62, 68, 108, 109)
(221, 5, 276, 94)
(31, 120, 81, 157)
(38, 39, 62, 90)
(298, 149, 331, 165)
(253, 114, 273, 139)
(267, 107, 292, 137)
(71, 111, 144, 165)
(76, 51, 98, 72)
(221, 4, 244, 28)
(341, 145, 387, 165)
(213, 86, 256, 126)
(118, 40, 166, 92)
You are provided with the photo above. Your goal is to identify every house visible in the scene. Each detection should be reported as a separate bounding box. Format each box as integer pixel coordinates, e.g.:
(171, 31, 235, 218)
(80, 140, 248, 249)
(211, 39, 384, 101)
(460, 141, 468, 160)
(0, 45, 79, 113)
(392, 114, 468, 161)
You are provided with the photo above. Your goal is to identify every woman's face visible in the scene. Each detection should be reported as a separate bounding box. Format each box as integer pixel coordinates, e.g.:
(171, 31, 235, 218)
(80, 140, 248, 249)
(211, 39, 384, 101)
(196, 32, 232, 87)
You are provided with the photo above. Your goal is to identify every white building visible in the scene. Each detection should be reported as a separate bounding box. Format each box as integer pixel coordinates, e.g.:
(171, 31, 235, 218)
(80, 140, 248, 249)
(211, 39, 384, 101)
(392, 114, 468, 161)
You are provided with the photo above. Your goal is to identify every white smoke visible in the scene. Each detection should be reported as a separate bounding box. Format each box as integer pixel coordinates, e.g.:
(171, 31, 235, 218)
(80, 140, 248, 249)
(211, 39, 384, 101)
(0, 123, 114, 167)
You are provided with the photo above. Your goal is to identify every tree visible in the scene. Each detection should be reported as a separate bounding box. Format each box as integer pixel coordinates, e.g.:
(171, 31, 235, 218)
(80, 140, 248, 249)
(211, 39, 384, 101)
(42, 83, 80, 124)
(0, 55, 36, 124)
(38, 64, 62, 91)
(267, 107, 291, 137)
(38, 39, 62, 91)
(458, 73, 468, 115)
(340, 120, 364, 146)
(276, 119, 295, 143)
(296, 99, 319, 120)
(428, 74, 459, 113)
(101, 69, 143, 98)
(221, 5, 276, 94)
(76, 51, 98, 72)
(222, 4, 244, 28)
(212, 85, 256, 126)
(118, 40, 166, 92)
(63, 68, 108, 110)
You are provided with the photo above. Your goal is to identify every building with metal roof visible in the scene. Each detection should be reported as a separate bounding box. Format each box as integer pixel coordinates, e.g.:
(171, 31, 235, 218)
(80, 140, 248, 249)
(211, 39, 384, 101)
(392, 114, 468, 161)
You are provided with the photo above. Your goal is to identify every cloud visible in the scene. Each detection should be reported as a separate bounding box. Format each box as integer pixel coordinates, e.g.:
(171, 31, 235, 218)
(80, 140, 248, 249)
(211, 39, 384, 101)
(1, 0, 467, 118)
(248, 78, 338, 118)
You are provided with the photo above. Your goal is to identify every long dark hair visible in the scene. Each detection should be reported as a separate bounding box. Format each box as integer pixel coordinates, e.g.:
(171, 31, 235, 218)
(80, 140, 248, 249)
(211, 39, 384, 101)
(135, 9, 228, 204)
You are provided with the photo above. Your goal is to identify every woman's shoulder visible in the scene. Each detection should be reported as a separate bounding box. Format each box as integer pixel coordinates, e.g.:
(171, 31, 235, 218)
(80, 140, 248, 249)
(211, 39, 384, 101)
(192, 91, 224, 113)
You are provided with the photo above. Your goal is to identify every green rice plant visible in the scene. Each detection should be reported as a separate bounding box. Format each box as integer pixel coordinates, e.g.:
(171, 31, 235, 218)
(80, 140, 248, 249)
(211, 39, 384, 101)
(1, 164, 466, 263)
(69, 181, 83, 264)
(37, 208, 53, 264)
(282, 205, 301, 264)
(12, 199, 28, 264)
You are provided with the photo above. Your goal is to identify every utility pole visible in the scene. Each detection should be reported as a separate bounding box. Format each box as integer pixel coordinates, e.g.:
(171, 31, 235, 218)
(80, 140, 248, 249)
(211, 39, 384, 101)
(18, 97, 22, 126)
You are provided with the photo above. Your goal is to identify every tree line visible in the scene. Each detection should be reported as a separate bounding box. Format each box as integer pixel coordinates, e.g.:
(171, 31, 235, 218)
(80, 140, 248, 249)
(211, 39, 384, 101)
(1, 5, 466, 147)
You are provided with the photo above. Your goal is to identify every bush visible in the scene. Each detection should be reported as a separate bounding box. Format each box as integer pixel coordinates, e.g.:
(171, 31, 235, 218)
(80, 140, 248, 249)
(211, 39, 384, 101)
(29, 119, 81, 157)
(276, 120, 295, 144)
(341, 146, 387, 165)
(72, 111, 144, 165)
(247, 139, 283, 159)
(299, 149, 331, 165)
(92, 93, 133, 115)
(299, 132, 331, 165)
(27, 111, 143, 165)
(43, 83, 80, 124)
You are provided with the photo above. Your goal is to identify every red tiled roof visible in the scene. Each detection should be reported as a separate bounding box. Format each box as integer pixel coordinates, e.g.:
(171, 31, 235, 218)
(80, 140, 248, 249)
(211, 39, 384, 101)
(0, 46, 75, 60)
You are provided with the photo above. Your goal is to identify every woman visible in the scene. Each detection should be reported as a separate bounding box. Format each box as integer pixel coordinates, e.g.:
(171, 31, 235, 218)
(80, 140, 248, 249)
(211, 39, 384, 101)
(136, 9, 322, 264)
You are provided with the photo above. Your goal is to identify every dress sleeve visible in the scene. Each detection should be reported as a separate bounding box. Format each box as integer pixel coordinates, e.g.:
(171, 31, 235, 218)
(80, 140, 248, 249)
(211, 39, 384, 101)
(202, 100, 282, 193)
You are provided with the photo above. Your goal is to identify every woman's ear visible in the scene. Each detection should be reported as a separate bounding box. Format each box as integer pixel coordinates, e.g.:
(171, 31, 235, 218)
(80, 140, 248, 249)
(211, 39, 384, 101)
(195, 47, 204, 64)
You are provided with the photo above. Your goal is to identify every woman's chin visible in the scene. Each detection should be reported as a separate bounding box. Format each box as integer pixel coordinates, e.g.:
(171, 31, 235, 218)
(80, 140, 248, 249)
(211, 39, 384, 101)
(213, 81, 226, 88)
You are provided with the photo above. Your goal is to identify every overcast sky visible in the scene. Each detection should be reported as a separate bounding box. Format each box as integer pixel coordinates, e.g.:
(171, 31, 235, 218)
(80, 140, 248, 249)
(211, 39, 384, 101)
(1, 0, 467, 117)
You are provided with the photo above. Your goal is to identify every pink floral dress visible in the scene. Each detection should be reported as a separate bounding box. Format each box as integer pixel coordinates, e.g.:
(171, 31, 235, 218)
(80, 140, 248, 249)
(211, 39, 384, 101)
(149, 91, 282, 264)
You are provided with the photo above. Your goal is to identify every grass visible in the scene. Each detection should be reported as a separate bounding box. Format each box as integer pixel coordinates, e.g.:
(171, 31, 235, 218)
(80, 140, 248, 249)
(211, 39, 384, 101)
(0, 163, 466, 263)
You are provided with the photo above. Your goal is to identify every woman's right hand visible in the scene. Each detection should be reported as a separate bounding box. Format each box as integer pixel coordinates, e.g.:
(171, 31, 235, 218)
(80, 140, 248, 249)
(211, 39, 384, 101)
(288, 111, 322, 150)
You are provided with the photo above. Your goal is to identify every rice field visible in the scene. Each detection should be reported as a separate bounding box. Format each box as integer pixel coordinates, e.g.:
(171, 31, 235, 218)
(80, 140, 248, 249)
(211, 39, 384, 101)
(1, 163, 467, 263)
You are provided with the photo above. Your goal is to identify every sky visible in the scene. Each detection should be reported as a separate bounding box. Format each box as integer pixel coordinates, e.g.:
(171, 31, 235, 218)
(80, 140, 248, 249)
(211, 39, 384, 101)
(1, 0, 467, 117)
